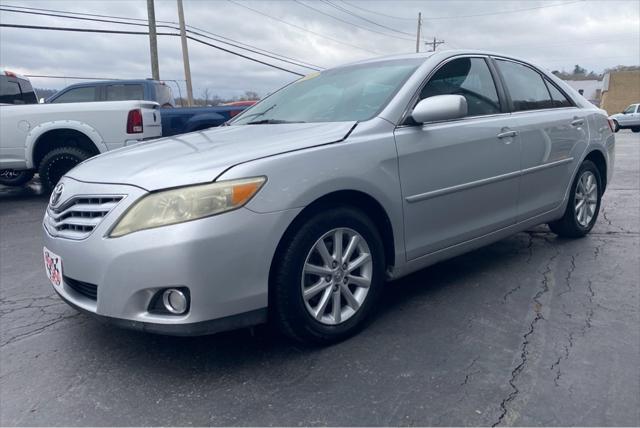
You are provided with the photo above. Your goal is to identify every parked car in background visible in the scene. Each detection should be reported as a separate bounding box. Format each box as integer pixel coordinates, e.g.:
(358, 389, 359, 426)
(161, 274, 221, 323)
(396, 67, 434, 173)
(159, 104, 253, 137)
(0, 70, 38, 105)
(609, 103, 640, 132)
(0, 100, 161, 189)
(45, 79, 254, 137)
(45, 79, 175, 107)
(42, 50, 614, 345)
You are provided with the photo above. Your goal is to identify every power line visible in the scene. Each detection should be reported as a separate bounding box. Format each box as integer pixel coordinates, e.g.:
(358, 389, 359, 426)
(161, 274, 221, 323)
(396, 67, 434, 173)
(338, 1, 416, 21)
(321, 0, 419, 37)
(293, 0, 415, 41)
(339, 0, 583, 21)
(226, 0, 380, 55)
(0, 4, 324, 71)
(0, 23, 305, 76)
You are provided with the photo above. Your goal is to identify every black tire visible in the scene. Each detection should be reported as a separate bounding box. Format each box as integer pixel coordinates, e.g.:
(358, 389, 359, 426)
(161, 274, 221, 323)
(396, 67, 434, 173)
(270, 206, 386, 345)
(549, 160, 602, 238)
(631, 127, 640, 133)
(612, 120, 620, 132)
(38, 147, 91, 192)
(0, 169, 34, 187)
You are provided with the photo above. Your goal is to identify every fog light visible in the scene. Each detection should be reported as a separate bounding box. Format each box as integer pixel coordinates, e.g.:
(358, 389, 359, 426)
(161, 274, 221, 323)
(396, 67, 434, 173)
(162, 289, 188, 314)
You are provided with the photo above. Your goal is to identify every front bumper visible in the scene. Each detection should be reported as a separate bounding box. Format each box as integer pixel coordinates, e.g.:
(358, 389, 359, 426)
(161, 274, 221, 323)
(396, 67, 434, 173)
(43, 177, 301, 335)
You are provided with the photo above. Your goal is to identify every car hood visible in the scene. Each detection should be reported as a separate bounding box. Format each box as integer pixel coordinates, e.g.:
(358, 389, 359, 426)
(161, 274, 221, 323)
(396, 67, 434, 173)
(68, 121, 356, 191)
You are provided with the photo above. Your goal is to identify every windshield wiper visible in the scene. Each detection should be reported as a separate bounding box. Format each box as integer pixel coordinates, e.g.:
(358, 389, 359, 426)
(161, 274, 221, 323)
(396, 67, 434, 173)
(247, 119, 305, 125)
(239, 104, 277, 122)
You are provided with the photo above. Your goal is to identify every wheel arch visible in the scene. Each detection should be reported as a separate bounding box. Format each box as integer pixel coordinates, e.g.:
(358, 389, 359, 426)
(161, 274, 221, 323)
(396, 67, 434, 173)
(268, 189, 396, 289)
(25, 122, 106, 169)
(584, 149, 607, 192)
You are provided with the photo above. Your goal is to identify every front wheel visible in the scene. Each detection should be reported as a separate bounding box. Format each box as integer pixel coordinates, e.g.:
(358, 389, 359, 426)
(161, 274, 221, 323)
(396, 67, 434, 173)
(38, 147, 91, 192)
(549, 160, 602, 238)
(0, 169, 34, 187)
(613, 120, 620, 132)
(271, 207, 386, 345)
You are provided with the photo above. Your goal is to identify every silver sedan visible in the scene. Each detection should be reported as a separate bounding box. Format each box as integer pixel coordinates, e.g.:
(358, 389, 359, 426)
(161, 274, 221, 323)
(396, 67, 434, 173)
(42, 50, 615, 344)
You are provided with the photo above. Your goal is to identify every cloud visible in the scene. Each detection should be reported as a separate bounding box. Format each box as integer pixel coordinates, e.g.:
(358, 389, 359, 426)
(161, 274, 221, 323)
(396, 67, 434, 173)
(1, 0, 638, 98)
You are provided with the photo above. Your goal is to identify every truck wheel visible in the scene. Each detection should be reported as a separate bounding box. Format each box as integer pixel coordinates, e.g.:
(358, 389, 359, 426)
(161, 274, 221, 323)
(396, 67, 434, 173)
(0, 169, 34, 187)
(39, 147, 90, 192)
(632, 127, 640, 133)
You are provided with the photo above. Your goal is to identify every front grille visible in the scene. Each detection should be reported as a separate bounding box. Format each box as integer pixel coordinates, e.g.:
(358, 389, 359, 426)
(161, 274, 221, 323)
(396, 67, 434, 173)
(46, 196, 123, 239)
(64, 276, 98, 300)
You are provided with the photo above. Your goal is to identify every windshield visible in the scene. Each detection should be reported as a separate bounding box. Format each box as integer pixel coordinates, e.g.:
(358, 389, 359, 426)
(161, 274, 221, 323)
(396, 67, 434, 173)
(232, 58, 423, 125)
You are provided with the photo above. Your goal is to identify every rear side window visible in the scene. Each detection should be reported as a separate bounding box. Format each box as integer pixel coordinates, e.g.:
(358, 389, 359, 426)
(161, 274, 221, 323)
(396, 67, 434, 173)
(496, 59, 552, 112)
(545, 80, 572, 108)
(105, 84, 144, 101)
(0, 78, 22, 104)
(51, 86, 96, 103)
(154, 83, 175, 107)
(420, 57, 501, 116)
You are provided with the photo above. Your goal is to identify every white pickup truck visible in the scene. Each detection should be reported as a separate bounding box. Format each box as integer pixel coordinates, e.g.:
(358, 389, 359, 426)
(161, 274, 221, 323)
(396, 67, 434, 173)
(0, 100, 162, 190)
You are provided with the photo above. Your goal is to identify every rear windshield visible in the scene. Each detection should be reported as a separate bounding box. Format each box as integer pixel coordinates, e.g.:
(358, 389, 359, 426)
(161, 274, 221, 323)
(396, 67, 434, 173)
(0, 76, 37, 104)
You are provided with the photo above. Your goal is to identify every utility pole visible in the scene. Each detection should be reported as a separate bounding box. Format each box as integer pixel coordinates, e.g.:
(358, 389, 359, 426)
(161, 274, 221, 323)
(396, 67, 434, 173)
(415, 12, 421, 53)
(426, 36, 445, 52)
(147, 0, 160, 80)
(177, 0, 194, 106)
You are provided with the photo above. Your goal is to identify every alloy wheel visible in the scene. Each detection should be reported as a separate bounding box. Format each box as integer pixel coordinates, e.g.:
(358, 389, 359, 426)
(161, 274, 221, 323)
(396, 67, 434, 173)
(575, 170, 598, 227)
(301, 228, 372, 325)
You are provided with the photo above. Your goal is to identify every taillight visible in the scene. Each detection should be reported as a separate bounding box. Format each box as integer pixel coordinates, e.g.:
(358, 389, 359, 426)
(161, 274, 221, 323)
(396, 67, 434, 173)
(127, 109, 143, 134)
(607, 118, 616, 133)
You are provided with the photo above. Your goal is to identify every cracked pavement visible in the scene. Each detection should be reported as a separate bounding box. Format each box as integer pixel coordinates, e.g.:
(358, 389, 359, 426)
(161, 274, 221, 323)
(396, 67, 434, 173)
(1, 131, 638, 426)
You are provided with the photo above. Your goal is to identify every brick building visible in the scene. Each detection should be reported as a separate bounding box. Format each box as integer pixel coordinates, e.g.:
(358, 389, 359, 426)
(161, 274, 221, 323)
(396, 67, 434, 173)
(600, 71, 640, 115)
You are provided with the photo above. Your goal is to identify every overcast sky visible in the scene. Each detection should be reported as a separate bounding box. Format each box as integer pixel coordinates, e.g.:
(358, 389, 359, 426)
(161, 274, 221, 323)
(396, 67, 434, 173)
(1, 0, 639, 99)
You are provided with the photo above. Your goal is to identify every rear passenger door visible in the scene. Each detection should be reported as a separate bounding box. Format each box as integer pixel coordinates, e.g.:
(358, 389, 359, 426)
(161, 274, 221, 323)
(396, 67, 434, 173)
(494, 58, 588, 220)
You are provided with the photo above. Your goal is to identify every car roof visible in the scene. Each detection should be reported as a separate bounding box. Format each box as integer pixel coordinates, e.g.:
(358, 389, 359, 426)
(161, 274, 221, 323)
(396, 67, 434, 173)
(339, 49, 545, 70)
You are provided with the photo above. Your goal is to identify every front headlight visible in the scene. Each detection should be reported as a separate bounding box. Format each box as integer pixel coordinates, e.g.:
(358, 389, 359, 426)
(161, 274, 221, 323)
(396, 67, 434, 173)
(109, 177, 266, 237)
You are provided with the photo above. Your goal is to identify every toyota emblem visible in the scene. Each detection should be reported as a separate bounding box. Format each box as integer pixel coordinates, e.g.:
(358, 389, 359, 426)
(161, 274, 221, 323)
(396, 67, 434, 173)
(50, 183, 64, 206)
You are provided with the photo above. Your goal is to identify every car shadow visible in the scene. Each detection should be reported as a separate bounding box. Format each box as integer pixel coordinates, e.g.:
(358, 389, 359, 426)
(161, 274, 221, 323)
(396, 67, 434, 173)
(75, 226, 564, 376)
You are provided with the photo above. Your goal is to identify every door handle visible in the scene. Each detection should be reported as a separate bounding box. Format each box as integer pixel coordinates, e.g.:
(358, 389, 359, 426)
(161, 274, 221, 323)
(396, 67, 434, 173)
(571, 118, 585, 127)
(497, 130, 518, 139)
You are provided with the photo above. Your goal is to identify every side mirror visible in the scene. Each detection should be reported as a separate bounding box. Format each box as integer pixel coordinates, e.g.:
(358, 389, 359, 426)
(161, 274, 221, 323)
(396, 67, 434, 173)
(411, 95, 467, 124)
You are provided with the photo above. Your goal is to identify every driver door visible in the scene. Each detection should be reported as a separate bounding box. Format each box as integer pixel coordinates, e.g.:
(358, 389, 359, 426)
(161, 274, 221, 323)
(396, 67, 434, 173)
(394, 56, 521, 260)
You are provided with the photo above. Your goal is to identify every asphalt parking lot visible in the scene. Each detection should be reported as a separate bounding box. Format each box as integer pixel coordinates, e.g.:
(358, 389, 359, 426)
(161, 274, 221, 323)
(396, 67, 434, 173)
(1, 131, 638, 426)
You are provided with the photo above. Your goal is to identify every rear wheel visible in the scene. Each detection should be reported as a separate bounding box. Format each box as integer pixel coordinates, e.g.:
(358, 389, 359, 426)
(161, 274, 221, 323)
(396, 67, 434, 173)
(549, 160, 602, 238)
(38, 147, 91, 192)
(631, 127, 640, 133)
(271, 206, 385, 345)
(0, 169, 34, 187)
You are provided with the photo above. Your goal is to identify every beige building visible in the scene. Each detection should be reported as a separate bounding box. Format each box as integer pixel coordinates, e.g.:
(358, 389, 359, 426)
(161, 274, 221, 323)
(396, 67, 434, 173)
(600, 71, 640, 115)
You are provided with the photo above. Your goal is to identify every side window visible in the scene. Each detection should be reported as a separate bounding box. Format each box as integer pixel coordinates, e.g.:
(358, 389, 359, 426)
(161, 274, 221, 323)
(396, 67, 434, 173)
(420, 57, 501, 116)
(496, 59, 552, 112)
(18, 79, 38, 104)
(0, 79, 22, 104)
(105, 84, 144, 101)
(545, 80, 572, 108)
(623, 105, 636, 114)
(51, 87, 96, 103)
